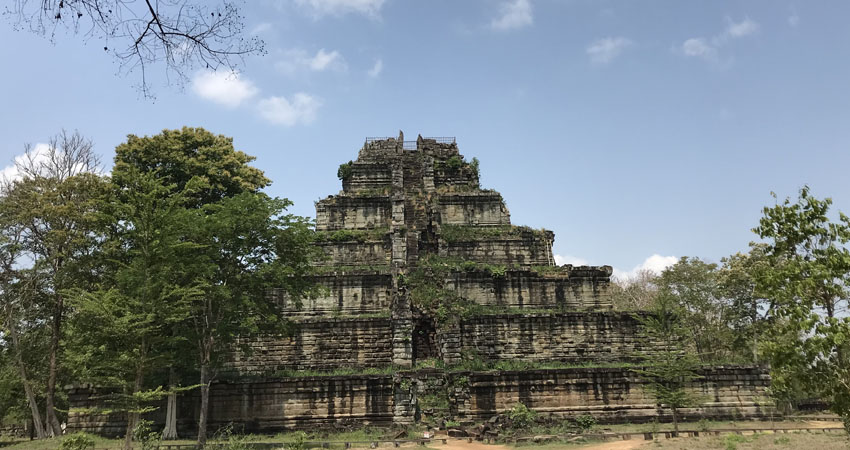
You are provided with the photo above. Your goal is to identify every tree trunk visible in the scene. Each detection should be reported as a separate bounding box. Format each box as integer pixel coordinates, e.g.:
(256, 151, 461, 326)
(671, 407, 679, 436)
(8, 322, 46, 439)
(44, 295, 64, 437)
(123, 365, 145, 450)
(162, 367, 179, 440)
(197, 362, 210, 446)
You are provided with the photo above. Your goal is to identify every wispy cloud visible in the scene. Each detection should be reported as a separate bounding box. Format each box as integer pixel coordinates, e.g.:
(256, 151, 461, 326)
(680, 17, 759, 63)
(367, 58, 383, 78)
(491, 0, 532, 31)
(276, 48, 347, 75)
(586, 37, 633, 64)
(250, 22, 273, 35)
(191, 71, 259, 108)
(294, 0, 386, 18)
(788, 9, 800, 28)
(257, 93, 322, 126)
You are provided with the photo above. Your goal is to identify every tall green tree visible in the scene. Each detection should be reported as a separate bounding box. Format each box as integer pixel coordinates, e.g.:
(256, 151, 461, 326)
(0, 131, 108, 437)
(111, 127, 316, 445)
(657, 257, 733, 362)
(189, 192, 315, 445)
(754, 186, 850, 432)
(718, 244, 772, 363)
(633, 293, 703, 434)
(67, 170, 205, 450)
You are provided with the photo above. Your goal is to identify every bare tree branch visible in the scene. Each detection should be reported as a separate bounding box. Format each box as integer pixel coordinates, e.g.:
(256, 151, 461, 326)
(4, 0, 265, 98)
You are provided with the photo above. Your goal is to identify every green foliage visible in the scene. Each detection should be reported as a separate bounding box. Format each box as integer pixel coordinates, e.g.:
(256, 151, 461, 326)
(469, 157, 480, 178)
(113, 127, 270, 207)
(419, 393, 450, 411)
(574, 414, 597, 432)
(507, 403, 537, 429)
(133, 419, 161, 450)
(723, 433, 753, 450)
(313, 228, 388, 243)
(445, 155, 463, 171)
(336, 161, 354, 180)
(633, 293, 703, 432)
(58, 433, 96, 450)
(754, 186, 850, 429)
(212, 425, 255, 450)
(283, 431, 307, 450)
(439, 225, 547, 244)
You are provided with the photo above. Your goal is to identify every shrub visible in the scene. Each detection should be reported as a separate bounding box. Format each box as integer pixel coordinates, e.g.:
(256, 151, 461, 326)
(445, 155, 463, 171)
(284, 431, 308, 450)
(58, 433, 96, 450)
(575, 414, 597, 432)
(337, 161, 354, 180)
(133, 419, 161, 450)
(507, 403, 537, 429)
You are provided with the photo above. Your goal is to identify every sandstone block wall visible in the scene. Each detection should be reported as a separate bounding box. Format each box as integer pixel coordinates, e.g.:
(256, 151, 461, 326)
(228, 318, 394, 375)
(436, 193, 510, 226)
(314, 241, 391, 267)
(457, 313, 652, 364)
(445, 269, 612, 310)
(342, 163, 392, 193)
(456, 367, 772, 423)
(315, 196, 391, 231)
(440, 238, 553, 267)
(271, 272, 392, 316)
(67, 376, 395, 436)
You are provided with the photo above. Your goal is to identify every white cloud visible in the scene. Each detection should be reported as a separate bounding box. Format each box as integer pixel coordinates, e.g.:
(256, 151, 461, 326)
(257, 93, 322, 126)
(1, 144, 49, 184)
(191, 71, 259, 108)
(554, 254, 589, 266)
(682, 38, 716, 59)
(276, 49, 347, 75)
(367, 58, 383, 78)
(680, 16, 759, 63)
(586, 37, 633, 64)
(724, 17, 759, 38)
(788, 12, 800, 28)
(490, 0, 533, 31)
(613, 254, 678, 280)
(250, 22, 273, 35)
(294, 0, 386, 18)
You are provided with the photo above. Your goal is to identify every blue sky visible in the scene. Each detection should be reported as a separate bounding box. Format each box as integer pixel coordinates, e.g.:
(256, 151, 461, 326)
(2, 0, 849, 277)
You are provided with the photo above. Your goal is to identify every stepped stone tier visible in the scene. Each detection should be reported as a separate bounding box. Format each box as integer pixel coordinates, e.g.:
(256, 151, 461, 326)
(67, 134, 772, 436)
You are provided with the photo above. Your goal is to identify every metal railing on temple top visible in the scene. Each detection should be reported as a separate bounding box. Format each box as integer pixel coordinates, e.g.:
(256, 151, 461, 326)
(364, 136, 456, 147)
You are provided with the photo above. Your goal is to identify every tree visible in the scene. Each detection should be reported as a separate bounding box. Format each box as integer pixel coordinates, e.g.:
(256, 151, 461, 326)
(0, 130, 108, 437)
(111, 126, 270, 440)
(754, 186, 850, 432)
(110, 127, 315, 445)
(66, 169, 204, 450)
(188, 192, 315, 446)
(610, 269, 659, 310)
(5, 0, 265, 97)
(633, 293, 703, 435)
(718, 245, 772, 363)
(656, 257, 733, 362)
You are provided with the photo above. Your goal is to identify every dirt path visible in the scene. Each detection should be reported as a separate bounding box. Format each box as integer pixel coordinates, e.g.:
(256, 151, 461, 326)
(427, 439, 510, 450)
(577, 440, 648, 450)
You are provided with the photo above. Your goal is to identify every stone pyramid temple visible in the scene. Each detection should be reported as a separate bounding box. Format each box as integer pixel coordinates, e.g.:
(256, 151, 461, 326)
(68, 134, 770, 436)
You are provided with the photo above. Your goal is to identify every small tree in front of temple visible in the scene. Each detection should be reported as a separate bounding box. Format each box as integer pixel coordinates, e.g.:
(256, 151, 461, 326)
(634, 292, 703, 435)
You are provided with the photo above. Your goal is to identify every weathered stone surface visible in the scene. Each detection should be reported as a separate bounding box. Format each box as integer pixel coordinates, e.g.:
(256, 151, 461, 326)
(315, 196, 391, 231)
(439, 234, 554, 267)
(456, 312, 654, 364)
(227, 317, 394, 374)
(456, 366, 772, 423)
(270, 272, 392, 316)
(314, 240, 391, 267)
(437, 193, 510, 226)
(445, 267, 612, 310)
